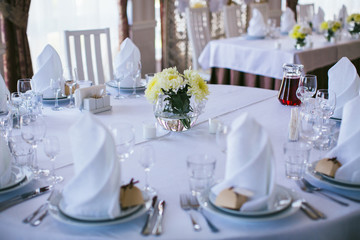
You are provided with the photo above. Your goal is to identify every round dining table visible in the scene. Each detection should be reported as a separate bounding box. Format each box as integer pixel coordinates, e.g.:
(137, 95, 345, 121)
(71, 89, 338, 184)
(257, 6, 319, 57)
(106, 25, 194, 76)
(1, 84, 360, 239)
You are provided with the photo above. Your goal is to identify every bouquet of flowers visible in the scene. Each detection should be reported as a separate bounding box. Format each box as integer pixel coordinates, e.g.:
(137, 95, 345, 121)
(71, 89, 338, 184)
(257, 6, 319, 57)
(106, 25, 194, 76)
(347, 13, 360, 36)
(320, 20, 341, 42)
(145, 67, 209, 130)
(289, 24, 312, 49)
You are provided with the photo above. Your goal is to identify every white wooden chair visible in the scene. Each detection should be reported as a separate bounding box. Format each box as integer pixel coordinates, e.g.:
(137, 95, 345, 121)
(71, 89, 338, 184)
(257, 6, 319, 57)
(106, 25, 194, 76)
(296, 4, 314, 23)
(249, 2, 270, 23)
(223, 5, 244, 38)
(64, 28, 113, 85)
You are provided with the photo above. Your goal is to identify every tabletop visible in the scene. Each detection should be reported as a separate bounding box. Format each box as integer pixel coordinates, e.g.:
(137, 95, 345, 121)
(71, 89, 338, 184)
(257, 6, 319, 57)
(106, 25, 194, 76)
(1, 84, 360, 240)
(198, 34, 360, 79)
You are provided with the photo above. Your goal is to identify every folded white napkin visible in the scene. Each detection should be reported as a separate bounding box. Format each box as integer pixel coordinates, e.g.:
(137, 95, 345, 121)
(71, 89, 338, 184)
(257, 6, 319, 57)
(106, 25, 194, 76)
(328, 57, 360, 119)
(0, 74, 9, 112)
(247, 8, 267, 37)
(327, 96, 360, 183)
(0, 136, 12, 188)
(114, 38, 141, 88)
(61, 113, 121, 219)
(312, 7, 325, 32)
(338, 5, 348, 26)
(212, 113, 275, 211)
(280, 7, 296, 33)
(74, 85, 106, 108)
(31, 44, 63, 98)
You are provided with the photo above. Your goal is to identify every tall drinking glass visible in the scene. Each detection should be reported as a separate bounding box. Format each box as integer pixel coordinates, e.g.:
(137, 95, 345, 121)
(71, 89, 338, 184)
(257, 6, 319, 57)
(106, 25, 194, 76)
(17, 78, 32, 94)
(10, 92, 23, 129)
(316, 89, 336, 122)
(50, 78, 63, 111)
(43, 136, 63, 185)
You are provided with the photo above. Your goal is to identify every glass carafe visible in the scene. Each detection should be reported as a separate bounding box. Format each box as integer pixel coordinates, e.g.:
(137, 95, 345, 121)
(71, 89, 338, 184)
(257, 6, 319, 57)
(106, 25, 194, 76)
(278, 64, 304, 106)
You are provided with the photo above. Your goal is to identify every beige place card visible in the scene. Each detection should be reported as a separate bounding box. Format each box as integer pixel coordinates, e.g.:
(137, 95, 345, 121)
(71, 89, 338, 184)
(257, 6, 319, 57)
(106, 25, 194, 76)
(215, 187, 253, 210)
(119, 179, 144, 209)
(315, 157, 342, 177)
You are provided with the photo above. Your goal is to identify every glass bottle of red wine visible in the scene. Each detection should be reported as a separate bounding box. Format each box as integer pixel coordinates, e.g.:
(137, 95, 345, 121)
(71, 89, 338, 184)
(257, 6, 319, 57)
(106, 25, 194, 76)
(278, 63, 304, 106)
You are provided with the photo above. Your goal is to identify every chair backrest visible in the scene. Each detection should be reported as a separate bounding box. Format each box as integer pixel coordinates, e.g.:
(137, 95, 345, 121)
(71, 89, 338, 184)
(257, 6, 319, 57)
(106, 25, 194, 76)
(64, 28, 113, 85)
(296, 4, 314, 23)
(249, 2, 270, 23)
(223, 5, 244, 38)
(185, 7, 211, 70)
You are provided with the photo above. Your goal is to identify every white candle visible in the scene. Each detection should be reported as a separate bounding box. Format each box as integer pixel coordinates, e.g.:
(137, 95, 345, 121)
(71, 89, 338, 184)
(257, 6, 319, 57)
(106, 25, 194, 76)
(208, 118, 220, 134)
(143, 121, 157, 139)
(274, 41, 281, 49)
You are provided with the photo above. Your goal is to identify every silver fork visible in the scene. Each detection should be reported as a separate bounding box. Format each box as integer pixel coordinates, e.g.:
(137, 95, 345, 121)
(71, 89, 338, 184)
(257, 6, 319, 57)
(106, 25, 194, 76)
(189, 195, 219, 233)
(30, 190, 61, 226)
(23, 191, 54, 223)
(299, 179, 349, 206)
(180, 194, 201, 231)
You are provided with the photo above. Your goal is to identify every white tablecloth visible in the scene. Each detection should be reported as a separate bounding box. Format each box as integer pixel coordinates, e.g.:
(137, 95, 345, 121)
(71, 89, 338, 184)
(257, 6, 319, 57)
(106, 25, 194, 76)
(1, 85, 360, 240)
(199, 35, 360, 79)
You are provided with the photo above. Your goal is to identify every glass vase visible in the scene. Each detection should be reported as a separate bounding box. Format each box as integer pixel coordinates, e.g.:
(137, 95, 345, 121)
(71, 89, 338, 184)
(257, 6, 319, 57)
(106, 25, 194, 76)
(294, 38, 306, 50)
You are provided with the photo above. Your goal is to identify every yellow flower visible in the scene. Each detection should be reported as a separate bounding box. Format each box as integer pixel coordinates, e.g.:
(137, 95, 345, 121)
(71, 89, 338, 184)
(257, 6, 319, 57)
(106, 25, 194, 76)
(191, 1, 206, 8)
(184, 69, 209, 102)
(355, 14, 360, 23)
(320, 21, 328, 30)
(145, 75, 161, 103)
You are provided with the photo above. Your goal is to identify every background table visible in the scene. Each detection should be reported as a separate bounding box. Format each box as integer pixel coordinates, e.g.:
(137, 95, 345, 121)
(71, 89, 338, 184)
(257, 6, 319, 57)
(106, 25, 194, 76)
(1, 85, 360, 239)
(199, 34, 360, 90)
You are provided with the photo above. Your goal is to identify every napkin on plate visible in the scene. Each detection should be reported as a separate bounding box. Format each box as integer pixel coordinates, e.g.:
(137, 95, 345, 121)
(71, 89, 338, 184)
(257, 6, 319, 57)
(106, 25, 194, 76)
(328, 57, 360, 119)
(312, 7, 325, 32)
(31, 44, 64, 98)
(0, 135, 12, 188)
(338, 5, 348, 26)
(74, 84, 106, 108)
(247, 8, 267, 37)
(211, 113, 276, 211)
(61, 113, 121, 219)
(0, 74, 9, 112)
(327, 96, 360, 183)
(280, 7, 296, 33)
(114, 38, 141, 88)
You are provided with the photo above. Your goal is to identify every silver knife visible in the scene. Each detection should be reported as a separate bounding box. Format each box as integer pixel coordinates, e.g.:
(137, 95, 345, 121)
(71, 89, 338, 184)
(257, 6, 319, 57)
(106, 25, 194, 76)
(141, 195, 158, 235)
(0, 186, 51, 212)
(152, 200, 166, 235)
(302, 201, 326, 219)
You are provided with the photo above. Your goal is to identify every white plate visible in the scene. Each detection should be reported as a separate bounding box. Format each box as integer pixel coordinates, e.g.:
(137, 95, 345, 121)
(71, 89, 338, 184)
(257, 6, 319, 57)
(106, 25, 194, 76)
(208, 185, 292, 217)
(0, 166, 26, 191)
(307, 162, 360, 191)
(50, 191, 151, 226)
(245, 35, 266, 40)
(0, 167, 34, 194)
(43, 96, 70, 104)
(199, 185, 300, 222)
(106, 79, 146, 90)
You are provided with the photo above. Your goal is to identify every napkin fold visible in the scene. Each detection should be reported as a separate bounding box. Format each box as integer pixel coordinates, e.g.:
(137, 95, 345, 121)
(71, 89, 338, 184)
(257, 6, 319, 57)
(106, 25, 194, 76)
(327, 96, 360, 183)
(74, 84, 106, 108)
(338, 5, 348, 26)
(212, 113, 276, 211)
(0, 135, 12, 188)
(0, 74, 9, 112)
(280, 7, 296, 33)
(62, 113, 121, 219)
(328, 57, 360, 119)
(312, 7, 325, 32)
(31, 44, 63, 98)
(247, 8, 267, 37)
(114, 38, 141, 88)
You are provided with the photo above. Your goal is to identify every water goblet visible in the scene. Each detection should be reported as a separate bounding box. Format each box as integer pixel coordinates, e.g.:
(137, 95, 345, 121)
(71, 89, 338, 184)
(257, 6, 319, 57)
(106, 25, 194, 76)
(10, 92, 23, 129)
(65, 80, 77, 108)
(50, 78, 63, 111)
(127, 61, 142, 98)
(137, 144, 156, 198)
(0, 111, 12, 140)
(21, 117, 48, 178)
(296, 74, 317, 112)
(316, 89, 336, 122)
(114, 70, 126, 99)
(216, 122, 230, 153)
(43, 136, 63, 185)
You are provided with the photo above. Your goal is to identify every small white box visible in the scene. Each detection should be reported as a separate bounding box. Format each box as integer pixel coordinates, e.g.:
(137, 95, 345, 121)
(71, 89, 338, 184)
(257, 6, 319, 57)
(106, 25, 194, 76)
(83, 98, 96, 111)
(103, 95, 110, 107)
(95, 98, 104, 109)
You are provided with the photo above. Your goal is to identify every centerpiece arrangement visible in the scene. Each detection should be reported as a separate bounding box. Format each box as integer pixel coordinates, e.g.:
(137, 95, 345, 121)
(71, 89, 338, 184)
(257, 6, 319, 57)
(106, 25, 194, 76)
(320, 20, 341, 42)
(145, 67, 209, 132)
(347, 13, 360, 39)
(289, 23, 312, 49)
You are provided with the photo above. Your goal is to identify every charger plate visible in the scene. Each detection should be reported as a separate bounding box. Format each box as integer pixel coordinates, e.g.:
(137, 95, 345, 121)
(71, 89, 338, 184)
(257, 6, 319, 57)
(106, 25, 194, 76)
(106, 79, 146, 90)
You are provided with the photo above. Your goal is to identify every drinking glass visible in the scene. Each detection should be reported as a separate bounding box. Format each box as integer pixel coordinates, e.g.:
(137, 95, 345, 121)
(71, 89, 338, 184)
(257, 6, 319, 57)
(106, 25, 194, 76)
(283, 141, 311, 180)
(17, 78, 32, 94)
(296, 74, 317, 112)
(21, 117, 47, 178)
(298, 110, 320, 145)
(127, 61, 142, 98)
(0, 111, 12, 140)
(50, 78, 63, 111)
(137, 144, 156, 197)
(8, 135, 33, 167)
(216, 123, 230, 153)
(65, 80, 77, 108)
(187, 154, 216, 196)
(43, 136, 63, 185)
(316, 89, 336, 122)
(114, 70, 125, 99)
(108, 122, 135, 162)
(10, 92, 23, 129)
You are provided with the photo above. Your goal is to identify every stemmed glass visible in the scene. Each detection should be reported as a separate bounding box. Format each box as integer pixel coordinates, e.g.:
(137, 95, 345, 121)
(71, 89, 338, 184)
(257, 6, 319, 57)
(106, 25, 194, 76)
(137, 144, 156, 198)
(50, 78, 62, 111)
(127, 61, 142, 98)
(316, 89, 336, 122)
(296, 75, 317, 112)
(216, 122, 230, 153)
(114, 70, 125, 99)
(43, 136, 63, 185)
(21, 117, 47, 178)
(10, 92, 23, 129)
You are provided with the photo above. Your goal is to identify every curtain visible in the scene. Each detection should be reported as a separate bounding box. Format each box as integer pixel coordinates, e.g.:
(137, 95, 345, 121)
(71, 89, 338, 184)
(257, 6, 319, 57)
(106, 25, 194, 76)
(0, 0, 33, 93)
(118, 0, 129, 48)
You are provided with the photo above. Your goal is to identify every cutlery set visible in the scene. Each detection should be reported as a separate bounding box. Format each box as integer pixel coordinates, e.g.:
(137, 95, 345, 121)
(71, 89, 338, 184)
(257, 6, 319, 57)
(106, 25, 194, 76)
(141, 196, 166, 236)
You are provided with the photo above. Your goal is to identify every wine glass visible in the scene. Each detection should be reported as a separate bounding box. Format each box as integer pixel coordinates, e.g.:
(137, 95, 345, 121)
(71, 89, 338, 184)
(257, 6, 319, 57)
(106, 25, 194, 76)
(10, 92, 23, 129)
(216, 122, 230, 153)
(316, 89, 336, 122)
(43, 136, 63, 185)
(50, 78, 63, 111)
(114, 69, 126, 99)
(137, 144, 156, 198)
(21, 117, 48, 178)
(296, 75, 317, 112)
(127, 61, 142, 98)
